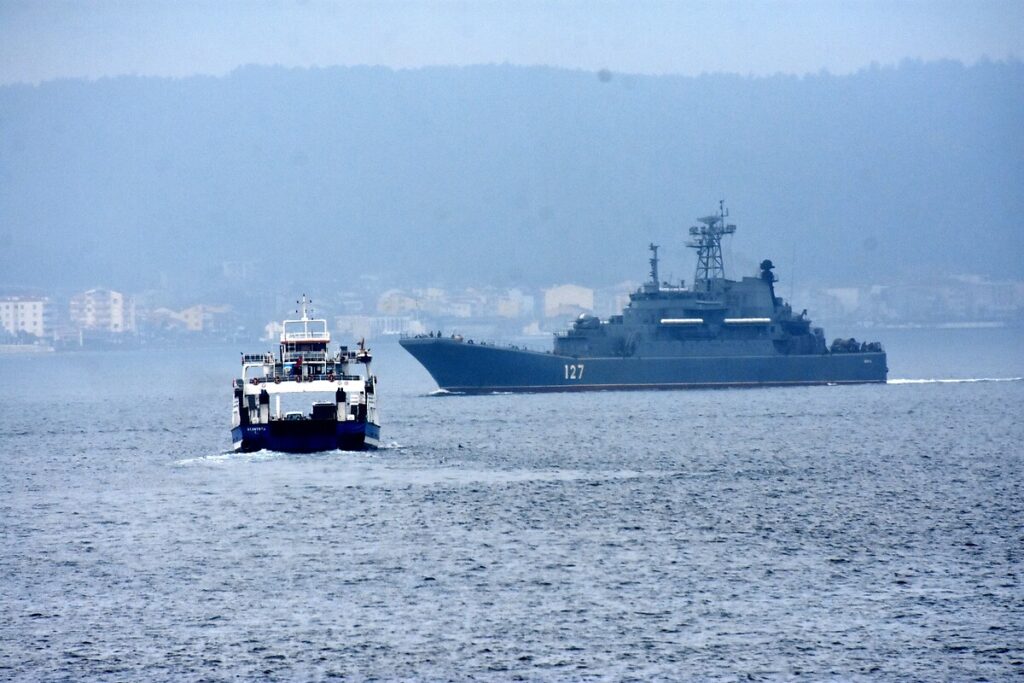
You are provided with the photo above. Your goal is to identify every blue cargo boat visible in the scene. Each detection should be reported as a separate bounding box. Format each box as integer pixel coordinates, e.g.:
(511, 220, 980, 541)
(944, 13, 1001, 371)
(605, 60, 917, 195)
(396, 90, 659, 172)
(232, 297, 380, 451)
(401, 203, 886, 392)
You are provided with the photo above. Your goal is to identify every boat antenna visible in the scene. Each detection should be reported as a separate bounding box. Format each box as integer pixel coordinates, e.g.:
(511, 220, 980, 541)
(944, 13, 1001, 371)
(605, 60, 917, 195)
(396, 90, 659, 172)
(687, 200, 736, 291)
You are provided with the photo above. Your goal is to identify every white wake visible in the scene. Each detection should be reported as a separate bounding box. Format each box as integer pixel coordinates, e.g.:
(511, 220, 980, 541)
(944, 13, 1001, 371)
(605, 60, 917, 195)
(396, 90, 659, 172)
(888, 377, 1022, 385)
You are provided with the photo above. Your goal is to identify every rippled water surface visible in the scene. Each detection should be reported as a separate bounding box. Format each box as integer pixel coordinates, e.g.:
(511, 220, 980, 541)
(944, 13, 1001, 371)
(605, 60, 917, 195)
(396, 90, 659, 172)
(2, 329, 1023, 680)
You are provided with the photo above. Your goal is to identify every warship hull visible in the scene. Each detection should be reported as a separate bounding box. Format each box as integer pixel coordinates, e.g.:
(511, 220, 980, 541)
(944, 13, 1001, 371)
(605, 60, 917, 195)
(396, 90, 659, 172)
(401, 338, 887, 393)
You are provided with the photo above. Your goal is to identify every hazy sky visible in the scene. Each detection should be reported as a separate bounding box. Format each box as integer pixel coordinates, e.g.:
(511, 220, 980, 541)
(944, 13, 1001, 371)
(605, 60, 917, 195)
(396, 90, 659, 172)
(1, 0, 1021, 85)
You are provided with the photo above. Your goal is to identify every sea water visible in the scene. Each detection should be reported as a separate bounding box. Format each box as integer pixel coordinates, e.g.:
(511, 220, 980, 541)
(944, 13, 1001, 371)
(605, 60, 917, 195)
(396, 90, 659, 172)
(1, 328, 1022, 680)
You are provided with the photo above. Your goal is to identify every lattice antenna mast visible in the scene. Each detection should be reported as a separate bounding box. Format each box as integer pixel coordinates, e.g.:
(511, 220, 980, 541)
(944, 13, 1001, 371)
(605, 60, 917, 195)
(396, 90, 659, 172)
(687, 200, 737, 291)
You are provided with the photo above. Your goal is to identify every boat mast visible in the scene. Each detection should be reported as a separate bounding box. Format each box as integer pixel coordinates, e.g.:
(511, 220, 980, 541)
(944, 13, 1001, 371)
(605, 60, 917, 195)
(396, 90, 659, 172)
(688, 200, 736, 291)
(297, 294, 312, 321)
(295, 293, 317, 340)
(648, 243, 660, 291)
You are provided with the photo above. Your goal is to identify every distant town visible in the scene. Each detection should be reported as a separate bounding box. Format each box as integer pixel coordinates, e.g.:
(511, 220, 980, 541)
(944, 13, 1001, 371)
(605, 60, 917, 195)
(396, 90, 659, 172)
(2, 267, 1022, 352)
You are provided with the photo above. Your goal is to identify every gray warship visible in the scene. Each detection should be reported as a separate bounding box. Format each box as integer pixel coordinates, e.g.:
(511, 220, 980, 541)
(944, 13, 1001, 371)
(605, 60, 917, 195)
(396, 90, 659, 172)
(400, 203, 886, 392)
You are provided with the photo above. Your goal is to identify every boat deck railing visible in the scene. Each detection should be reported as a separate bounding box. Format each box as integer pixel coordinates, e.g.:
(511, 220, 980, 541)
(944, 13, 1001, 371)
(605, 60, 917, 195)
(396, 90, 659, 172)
(400, 332, 547, 353)
(281, 331, 330, 342)
(242, 373, 364, 387)
(283, 350, 328, 363)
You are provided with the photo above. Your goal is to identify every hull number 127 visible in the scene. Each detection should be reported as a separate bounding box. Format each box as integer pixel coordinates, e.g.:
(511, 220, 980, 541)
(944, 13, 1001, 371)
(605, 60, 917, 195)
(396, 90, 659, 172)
(564, 363, 585, 380)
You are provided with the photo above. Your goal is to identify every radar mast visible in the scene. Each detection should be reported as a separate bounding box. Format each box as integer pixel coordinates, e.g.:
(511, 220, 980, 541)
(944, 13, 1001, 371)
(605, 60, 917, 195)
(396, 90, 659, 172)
(688, 200, 736, 291)
(648, 243, 660, 292)
(296, 294, 313, 321)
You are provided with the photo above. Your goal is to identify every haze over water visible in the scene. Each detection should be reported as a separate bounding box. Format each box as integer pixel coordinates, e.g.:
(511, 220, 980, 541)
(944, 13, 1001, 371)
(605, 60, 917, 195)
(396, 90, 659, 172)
(2, 2, 1023, 679)
(2, 328, 1022, 679)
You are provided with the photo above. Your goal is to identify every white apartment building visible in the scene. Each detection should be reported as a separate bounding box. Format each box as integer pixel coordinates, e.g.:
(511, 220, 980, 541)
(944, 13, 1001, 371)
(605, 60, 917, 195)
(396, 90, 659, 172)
(0, 296, 49, 338)
(69, 288, 136, 333)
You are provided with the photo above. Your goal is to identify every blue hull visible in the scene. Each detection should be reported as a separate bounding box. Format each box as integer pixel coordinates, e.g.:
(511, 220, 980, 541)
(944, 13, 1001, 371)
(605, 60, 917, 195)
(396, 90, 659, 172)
(400, 338, 887, 392)
(231, 420, 380, 453)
